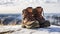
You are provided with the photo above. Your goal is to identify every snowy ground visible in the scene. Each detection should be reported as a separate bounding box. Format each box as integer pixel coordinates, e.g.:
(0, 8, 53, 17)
(0, 25, 60, 34)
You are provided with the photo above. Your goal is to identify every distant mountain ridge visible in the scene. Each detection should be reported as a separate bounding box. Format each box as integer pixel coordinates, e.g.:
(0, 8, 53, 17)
(0, 13, 60, 25)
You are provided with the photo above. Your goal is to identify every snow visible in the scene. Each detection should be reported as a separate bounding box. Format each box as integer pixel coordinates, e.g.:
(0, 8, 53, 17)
(0, 25, 60, 34)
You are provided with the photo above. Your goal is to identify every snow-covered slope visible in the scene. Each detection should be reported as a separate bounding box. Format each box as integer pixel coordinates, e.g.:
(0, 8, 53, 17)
(0, 25, 60, 34)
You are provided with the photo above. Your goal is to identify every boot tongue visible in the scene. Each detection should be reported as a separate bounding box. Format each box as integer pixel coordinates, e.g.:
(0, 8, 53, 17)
(38, 12, 42, 15)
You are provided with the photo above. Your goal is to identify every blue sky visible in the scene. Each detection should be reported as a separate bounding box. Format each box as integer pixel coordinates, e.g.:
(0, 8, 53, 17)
(0, 0, 60, 14)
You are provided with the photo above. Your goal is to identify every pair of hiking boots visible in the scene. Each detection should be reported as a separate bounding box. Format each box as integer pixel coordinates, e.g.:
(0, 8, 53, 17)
(21, 7, 50, 29)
